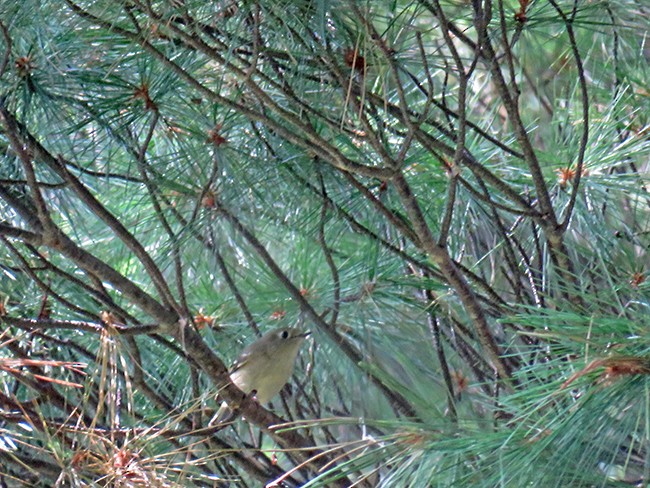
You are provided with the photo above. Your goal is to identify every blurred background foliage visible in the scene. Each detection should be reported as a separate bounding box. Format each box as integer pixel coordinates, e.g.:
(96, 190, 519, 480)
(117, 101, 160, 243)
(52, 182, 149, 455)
(0, 0, 648, 486)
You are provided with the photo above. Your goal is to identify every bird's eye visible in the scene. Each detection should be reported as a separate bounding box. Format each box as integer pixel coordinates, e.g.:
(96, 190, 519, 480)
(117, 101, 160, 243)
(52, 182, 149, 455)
(280, 330, 289, 339)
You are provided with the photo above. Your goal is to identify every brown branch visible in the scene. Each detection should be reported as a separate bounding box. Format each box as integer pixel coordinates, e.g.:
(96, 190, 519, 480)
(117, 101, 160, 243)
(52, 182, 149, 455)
(2, 316, 158, 336)
(430, 312, 457, 418)
(133, 110, 189, 316)
(342, 170, 420, 245)
(0, 185, 43, 232)
(0, 222, 42, 244)
(317, 171, 341, 327)
(44, 228, 174, 331)
(0, 178, 66, 189)
(50, 154, 181, 313)
(1, 237, 98, 319)
(472, 2, 557, 224)
(23, 243, 141, 324)
(0, 113, 52, 230)
(0, 21, 11, 80)
(391, 172, 512, 382)
(212, 244, 261, 336)
(550, 0, 590, 232)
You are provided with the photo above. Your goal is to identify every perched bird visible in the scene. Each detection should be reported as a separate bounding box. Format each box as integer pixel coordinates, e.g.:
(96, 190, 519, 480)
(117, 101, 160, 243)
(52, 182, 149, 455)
(212, 327, 310, 423)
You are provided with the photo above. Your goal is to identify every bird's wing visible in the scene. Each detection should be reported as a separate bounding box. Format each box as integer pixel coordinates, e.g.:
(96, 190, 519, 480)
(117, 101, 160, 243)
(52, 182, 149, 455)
(228, 352, 250, 374)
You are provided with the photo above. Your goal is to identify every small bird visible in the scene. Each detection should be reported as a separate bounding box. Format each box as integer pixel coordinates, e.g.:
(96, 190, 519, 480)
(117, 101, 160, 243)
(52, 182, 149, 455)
(212, 327, 311, 423)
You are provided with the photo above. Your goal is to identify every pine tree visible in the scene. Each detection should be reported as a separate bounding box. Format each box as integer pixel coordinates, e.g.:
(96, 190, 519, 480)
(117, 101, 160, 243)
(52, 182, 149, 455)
(0, 0, 648, 486)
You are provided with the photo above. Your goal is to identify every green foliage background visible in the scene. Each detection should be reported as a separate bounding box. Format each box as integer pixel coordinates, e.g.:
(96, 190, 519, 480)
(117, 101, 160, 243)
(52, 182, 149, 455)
(0, 0, 648, 486)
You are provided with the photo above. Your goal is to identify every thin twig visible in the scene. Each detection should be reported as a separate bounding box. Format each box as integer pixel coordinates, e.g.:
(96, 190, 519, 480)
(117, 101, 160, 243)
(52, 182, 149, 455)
(550, 0, 590, 232)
